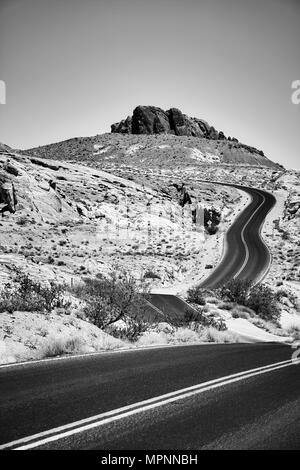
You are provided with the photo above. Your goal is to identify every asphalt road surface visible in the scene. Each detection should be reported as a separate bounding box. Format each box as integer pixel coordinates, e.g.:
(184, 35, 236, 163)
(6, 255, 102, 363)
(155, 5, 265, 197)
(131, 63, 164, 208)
(200, 183, 276, 289)
(1, 343, 299, 450)
(148, 183, 276, 320)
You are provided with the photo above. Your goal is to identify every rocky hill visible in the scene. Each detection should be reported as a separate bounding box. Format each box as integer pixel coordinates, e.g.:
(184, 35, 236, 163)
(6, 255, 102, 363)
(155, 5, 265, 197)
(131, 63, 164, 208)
(22, 133, 279, 169)
(111, 105, 278, 166)
(20, 106, 281, 168)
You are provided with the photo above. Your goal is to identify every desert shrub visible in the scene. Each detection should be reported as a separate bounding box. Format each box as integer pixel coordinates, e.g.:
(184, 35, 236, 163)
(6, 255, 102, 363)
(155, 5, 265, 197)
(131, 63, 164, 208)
(172, 327, 199, 343)
(16, 216, 28, 226)
(107, 316, 148, 342)
(137, 331, 168, 346)
(231, 310, 240, 319)
(39, 336, 83, 358)
(231, 305, 255, 319)
(184, 306, 205, 323)
(231, 308, 250, 319)
(184, 305, 227, 331)
(0, 271, 67, 313)
(246, 284, 280, 321)
(186, 285, 206, 305)
(199, 327, 239, 343)
(73, 270, 150, 336)
(217, 279, 281, 321)
(206, 224, 219, 235)
(286, 325, 300, 340)
(219, 279, 252, 304)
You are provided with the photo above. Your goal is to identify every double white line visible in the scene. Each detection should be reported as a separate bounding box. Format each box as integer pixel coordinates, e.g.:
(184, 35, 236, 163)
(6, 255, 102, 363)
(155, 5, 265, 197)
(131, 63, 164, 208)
(233, 192, 266, 280)
(1, 358, 296, 450)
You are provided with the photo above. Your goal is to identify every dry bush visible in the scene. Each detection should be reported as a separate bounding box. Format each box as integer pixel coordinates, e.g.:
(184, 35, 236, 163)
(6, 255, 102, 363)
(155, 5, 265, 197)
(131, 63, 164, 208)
(0, 271, 68, 313)
(172, 328, 199, 343)
(199, 327, 239, 343)
(73, 269, 150, 340)
(219, 279, 252, 304)
(39, 336, 83, 358)
(218, 279, 281, 321)
(186, 285, 206, 305)
(286, 325, 300, 340)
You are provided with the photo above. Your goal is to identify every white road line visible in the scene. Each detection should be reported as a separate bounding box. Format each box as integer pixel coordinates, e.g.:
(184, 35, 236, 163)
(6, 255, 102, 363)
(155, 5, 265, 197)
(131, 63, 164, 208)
(0, 342, 208, 370)
(233, 192, 266, 279)
(0, 358, 295, 450)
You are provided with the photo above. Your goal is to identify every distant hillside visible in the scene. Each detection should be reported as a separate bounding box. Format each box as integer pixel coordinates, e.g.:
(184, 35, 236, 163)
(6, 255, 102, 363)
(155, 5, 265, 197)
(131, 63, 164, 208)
(22, 132, 280, 169)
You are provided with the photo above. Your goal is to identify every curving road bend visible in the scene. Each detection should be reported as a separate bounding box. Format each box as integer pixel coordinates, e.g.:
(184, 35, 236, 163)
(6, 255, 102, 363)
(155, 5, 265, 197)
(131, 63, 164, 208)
(148, 183, 276, 319)
(199, 183, 276, 289)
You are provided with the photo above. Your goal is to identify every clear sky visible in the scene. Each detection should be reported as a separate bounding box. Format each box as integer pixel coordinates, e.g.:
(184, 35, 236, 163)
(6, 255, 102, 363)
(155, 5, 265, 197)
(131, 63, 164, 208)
(0, 0, 299, 168)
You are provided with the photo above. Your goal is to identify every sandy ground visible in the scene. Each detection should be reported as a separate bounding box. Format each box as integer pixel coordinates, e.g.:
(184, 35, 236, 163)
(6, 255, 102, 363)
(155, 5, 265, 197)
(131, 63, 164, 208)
(225, 318, 291, 343)
(0, 311, 126, 364)
(0, 307, 293, 365)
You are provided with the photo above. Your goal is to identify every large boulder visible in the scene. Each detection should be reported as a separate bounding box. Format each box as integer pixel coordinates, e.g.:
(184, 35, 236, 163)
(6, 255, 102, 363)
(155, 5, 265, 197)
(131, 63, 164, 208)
(132, 106, 170, 134)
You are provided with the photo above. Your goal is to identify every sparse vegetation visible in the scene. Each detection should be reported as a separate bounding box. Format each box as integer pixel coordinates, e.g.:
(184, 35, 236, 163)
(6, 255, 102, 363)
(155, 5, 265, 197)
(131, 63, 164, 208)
(0, 271, 68, 314)
(183, 305, 227, 331)
(186, 285, 206, 305)
(39, 336, 83, 358)
(218, 279, 281, 321)
(219, 279, 252, 304)
(72, 270, 150, 340)
(245, 284, 281, 321)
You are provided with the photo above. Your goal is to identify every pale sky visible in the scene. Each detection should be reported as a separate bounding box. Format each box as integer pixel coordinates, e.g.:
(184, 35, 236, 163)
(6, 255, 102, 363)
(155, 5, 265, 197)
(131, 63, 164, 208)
(0, 0, 299, 168)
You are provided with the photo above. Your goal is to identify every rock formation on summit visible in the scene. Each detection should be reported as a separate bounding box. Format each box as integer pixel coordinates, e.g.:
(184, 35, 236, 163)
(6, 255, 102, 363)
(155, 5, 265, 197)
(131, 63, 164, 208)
(111, 105, 266, 157)
(112, 106, 229, 140)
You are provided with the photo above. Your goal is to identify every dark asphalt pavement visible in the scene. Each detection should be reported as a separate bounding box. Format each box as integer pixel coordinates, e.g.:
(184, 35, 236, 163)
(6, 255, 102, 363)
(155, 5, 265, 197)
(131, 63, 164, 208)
(1, 342, 299, 449)
(200, 183, 276, 288)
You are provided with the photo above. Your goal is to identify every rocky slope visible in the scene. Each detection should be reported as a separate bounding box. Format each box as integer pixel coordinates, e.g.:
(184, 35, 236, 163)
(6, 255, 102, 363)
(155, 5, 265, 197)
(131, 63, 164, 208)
(110, 105, 278, 167)
(22, 132, 279, 169)
(0, 149, 248, 291)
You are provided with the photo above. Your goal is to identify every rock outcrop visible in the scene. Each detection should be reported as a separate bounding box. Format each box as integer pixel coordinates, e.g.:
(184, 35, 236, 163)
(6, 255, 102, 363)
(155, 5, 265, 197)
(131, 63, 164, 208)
(0, 176, 17, 215)
(110, 105, 269, 157)
(111, 105, 229, 141)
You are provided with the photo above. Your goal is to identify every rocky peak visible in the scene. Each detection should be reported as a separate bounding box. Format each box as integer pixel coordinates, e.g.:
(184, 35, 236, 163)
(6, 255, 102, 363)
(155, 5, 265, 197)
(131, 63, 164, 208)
(111, 105, 230, 141)
(111, 105, 268, 159)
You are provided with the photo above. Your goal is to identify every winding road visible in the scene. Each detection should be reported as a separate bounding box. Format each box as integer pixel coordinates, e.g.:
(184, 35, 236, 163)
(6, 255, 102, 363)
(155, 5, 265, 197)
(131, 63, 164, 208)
(148, 183, 276, 320)
(200, 183, 276, 288)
